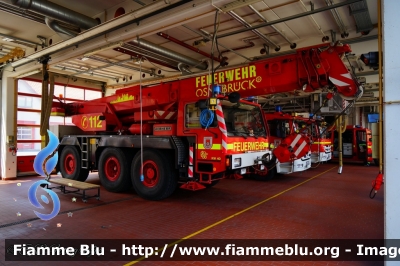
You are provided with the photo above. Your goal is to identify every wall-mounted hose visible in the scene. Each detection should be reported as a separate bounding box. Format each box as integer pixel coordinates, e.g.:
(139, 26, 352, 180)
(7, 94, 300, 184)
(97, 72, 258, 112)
(200, 109, 214, 128)
(370, 173, 383, 199)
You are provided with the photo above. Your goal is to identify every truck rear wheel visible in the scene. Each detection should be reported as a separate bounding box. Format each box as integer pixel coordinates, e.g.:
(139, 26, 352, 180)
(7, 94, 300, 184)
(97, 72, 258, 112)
(98, 148, 132, 192)
(60, 146, 89, 181)
(131, 149, 177, 200)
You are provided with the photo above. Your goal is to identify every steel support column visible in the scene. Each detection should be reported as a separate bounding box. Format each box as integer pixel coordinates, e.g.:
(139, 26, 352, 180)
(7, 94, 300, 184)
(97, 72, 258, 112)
(383, 0, 400, 246)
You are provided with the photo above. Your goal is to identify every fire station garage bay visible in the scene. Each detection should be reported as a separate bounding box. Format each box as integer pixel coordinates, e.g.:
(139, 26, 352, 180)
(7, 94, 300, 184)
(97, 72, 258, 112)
(0, 0, 398, 265)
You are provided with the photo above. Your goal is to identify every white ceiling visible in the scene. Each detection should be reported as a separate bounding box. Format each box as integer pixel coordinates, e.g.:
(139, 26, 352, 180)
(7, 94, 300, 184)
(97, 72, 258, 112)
(0, 0, 379, 94)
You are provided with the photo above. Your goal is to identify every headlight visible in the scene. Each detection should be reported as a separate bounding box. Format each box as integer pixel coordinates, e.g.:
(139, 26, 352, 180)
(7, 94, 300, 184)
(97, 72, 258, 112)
(233, 158, 241, 167)
(269, 143, 275, 149)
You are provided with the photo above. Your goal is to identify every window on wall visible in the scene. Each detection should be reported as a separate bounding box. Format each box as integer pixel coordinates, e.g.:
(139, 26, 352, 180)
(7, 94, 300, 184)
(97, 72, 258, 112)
(17, 79, 102, 156)
(17, 126, 33, 140)
(17, 96, 33, 108)
(17, 123, 35, 151)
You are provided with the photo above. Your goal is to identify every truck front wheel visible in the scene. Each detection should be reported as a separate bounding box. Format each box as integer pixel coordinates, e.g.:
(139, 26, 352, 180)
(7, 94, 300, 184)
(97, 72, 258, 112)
(131, 150, 177, 200)
(98, 148, 132, 192)
(59, 146, 89, 181)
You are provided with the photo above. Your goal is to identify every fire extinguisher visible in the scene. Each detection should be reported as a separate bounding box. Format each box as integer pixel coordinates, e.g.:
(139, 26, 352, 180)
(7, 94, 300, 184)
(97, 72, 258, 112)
(369, 172, 384, 199)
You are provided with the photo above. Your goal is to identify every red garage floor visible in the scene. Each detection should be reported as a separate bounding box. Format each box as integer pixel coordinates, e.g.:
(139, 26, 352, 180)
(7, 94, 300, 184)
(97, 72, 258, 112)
(0, 163, 383, 266)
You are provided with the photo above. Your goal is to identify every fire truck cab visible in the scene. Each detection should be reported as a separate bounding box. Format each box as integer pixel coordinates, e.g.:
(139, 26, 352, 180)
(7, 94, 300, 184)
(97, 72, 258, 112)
(294, 116, 332, 163)
(265, 111, 311, 174)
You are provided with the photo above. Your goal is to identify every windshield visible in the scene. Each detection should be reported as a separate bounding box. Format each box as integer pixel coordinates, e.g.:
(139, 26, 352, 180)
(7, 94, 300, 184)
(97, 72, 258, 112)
(316, 121, 328, 139)
(268, 119, 292, 138)
(294, 120, 320, 138)
(185, 100, 267, 137)
(221, 100, 267, 137)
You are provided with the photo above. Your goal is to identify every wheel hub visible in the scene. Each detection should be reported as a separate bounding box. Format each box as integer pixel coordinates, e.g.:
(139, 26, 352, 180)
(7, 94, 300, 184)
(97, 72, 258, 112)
(146, 168, 155, 179)
(105, 156, 120, 181)
(142, 160, 159, 187)
(64, 154, 75, 174)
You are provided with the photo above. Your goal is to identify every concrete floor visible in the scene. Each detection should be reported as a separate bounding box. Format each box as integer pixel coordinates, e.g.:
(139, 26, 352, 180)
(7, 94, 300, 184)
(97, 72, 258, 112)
(0, 163, 383, 266)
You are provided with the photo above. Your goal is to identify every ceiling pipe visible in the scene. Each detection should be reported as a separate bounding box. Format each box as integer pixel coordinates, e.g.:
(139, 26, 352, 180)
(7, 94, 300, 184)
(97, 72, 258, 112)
(119, 43, 181, 70)
(0, 32, 42, 47)
(342, 34, 377, 44)
(325, 0, 349, 38)
(298, 0, 327, 39)
(228, 11, 281, 51)
(115, 46, 180, 71)
(87, 56, 159, 76)
(0, 1, 44, 24)
(0, 1, 80, 32)
(6, 0, 203, 72)
(122, 45, 181, 68)
(69, 58, 134, 76)
(156, 32, 222, 62)
(54, 65, 118, 80)
(10, 0, 190, 69)
(59, 63, 125, 80)
(133, 0, 146, 6)
(217, 0, 363, 39)
(10, 0, 99, 30)
(45, 17, 79, 38)
(182, 24, 251, 61)
(248, 5, 296, 49)
(178, 62, 192, 74)
(220, 41, 254, 55)
(129, 38, 209, 70)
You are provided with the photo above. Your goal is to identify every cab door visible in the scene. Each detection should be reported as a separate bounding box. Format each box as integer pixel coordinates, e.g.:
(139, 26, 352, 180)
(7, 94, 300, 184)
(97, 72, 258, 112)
(356, 130, 367, 161)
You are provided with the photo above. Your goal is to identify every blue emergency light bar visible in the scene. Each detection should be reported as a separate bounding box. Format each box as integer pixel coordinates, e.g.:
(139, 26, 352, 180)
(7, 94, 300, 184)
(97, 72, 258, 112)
(213, 85, 221, 95)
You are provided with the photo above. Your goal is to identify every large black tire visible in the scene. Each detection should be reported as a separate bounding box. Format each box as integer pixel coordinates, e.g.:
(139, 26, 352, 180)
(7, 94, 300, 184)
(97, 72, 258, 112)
(131, 149, 177, 200)
(59, 146, 89, 181)
(98, 148, 132, 192)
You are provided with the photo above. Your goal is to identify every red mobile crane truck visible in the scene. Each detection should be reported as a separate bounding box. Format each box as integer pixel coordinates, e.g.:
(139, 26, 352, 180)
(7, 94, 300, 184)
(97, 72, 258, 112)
(52, 42, 361, 200)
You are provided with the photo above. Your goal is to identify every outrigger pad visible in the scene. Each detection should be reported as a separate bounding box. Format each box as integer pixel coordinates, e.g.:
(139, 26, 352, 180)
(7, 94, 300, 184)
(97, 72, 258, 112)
(225, 173, 243, 179)
(180, 181, 206, 191)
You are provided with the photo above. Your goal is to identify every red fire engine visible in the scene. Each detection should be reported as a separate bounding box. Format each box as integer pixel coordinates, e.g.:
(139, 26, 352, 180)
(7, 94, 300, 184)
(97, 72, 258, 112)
(264, 110, 311, 175)
(329, 125, 373, 164)
(52, 42, 362, 200)
(294, 116, 332, 163)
